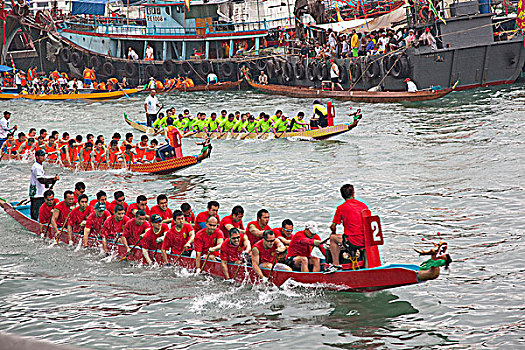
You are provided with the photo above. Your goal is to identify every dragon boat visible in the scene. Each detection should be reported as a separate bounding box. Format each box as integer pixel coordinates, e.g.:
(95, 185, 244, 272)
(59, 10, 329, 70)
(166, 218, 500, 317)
(124, 113, 359, 141)
(18, 88, 142, 100)
(247, 79, 454, 103)
(154, 80, 243, 93)
(0, 199, 448, 292)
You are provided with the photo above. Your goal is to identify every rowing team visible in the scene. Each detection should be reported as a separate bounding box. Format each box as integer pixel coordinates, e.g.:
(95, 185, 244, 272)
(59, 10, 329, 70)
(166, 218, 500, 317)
(146, 76, 195, 91)
(37, 183, 369, 279)
(0, 127, 181, 167)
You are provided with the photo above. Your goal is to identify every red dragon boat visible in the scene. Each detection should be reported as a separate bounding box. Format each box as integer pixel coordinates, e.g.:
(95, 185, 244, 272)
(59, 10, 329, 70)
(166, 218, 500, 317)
(0, 199, 444, 292)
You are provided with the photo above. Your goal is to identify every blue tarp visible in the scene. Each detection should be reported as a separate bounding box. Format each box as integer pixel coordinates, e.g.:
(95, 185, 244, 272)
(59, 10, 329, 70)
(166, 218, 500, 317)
(71, 0, 107, 15)
(0, 65, 14, 73)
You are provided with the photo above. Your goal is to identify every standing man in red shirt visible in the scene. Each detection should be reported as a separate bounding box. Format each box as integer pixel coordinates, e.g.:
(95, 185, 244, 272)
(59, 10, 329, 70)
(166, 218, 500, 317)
(246, 209, 271, 247)
(194, 200, 220, 233)
(220, 227, 251, 280)
(285, 222, 323, 272)
(330, 184, 369, 266)
(161, 210, 195, 264)
(67, 194, 93, 241)
(121, 210, 150, 254)
(50, 190, 75, 244)
(194, 216, 224, 270)
(100, 204, 129, 253)
(251, 230, 289, 283)
(150, 194, 173, 224)
(219, 205, 245, 235)
(38, 189, 59, 235)
(141, 214, 169, 265)
(83, 202, 111, 247)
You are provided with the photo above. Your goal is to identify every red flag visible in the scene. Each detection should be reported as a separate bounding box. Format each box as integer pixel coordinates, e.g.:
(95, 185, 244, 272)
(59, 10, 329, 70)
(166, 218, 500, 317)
(184, 0, 190, 12)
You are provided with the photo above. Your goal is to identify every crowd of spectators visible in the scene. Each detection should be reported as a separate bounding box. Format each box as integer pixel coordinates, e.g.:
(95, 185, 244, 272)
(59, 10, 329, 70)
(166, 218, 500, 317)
(298, 27, 437, 59)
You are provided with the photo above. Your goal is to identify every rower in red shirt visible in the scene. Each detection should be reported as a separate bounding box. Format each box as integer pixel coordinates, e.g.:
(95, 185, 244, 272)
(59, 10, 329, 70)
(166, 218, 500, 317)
(194, 216, 224, 270)
(67, 194, 93, 241)
(181, 202, 195, 226)
(73, 181, 86, 204)
(246, 209, 271, 247)
(219, 205, 245, 235)
(329, 184, 369, 266)
(121, 210, 150, 254)
(106, 191, 129, 215)
(83, 202, 111, 247)
(273, 219, 294, 246)
(126, 195, 150, 218)
(149, 194, 173, 224)
(38, 189, 59, 235)
(140, 214, 169, 265)
(100, 204, 129, 253)
(194, 200, 220, 233)
(50, 190, 75, 244)
(220, 227, 251, 280)
(251, 230, 290, 282)
(285, 222, 323, 272)
(89, 190, 107, 209)
(161, 210, 195, 264)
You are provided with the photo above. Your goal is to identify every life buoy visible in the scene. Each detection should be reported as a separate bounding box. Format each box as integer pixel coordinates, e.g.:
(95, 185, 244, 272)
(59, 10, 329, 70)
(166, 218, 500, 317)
(90, 56, 101, 70)
(220, 62, 234, 78)
(256, 59, 267, 71)
(145, 64, 157, 78)
(124, 61, 137, 77)
(102, 62, 115, 76)
(163, 60, 175, 75)
(60, 48, 71, 63)
(181, 61, 192, 75)
(351, 58, 362, 83)
(294, 63, 305, 79)
(265, 60, 275, 80)
(365, 57, 380, 79)
(307, 62, 316, 81)
(200, 60, 213, 75)
(71, 52, 83, 68)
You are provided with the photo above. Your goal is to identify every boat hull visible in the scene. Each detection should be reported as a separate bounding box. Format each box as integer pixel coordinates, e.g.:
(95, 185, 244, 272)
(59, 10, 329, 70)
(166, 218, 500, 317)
(19, 88, 141, 100)
(247, 80, 453, 102)
(0, 199, 422, 292)
(168, 80, 242, 92)
(124, 114, 358, 141)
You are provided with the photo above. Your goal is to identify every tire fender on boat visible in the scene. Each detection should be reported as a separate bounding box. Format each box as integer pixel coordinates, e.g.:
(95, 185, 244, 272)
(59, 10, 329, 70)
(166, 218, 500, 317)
(294, 62, 305, 79)
(388, 54, 409, 78)
(90, 56, 101, 71)
(145, 64, 157, 78)
(221, 61, 234, 78)
(71, 51, 83, 68)
(351, 58, 362, 83)
(316, 61, 325, 81)
(59, 48, 71, 63)
(365, 57, 380, 79)
(307, 62, 316, 81)
(283, 62, 293, 82)
(256, 59, 267, 71)
(102, 61, 115, 77)
(181, 61, 193, 76)
(336, 62, 347, 83)
(163, 60, 175, 75)
(200, 60, 213, 75)
(265, 60, 275, 80)
(124, 61, 137, 77)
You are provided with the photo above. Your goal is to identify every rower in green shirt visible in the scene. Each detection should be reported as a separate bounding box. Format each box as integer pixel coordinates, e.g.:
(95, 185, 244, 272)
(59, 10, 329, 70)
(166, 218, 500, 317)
(290, 112, 308, 132)
(232, 114, 248, 133)
(174, 114, 187, 131)
(256, 114, 273, 133)
(219, 114, 236, 133)
(244, 116, 258, 133)
(152, 112, 168, 130)
(273, 114, 289, 133)
(270, 110, 283, 124)
(218, 109, 228, 123)
(206, 113, 220, 133)
(191, 113, 208, 133)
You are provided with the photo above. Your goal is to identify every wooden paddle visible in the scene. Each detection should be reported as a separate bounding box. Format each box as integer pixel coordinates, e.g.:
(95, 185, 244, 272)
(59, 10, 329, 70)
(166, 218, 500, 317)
(120, 234, 145, 261)
(199, 251, 212, 273)
(267, 252, 280, 283)
(232, 254, 246, 280)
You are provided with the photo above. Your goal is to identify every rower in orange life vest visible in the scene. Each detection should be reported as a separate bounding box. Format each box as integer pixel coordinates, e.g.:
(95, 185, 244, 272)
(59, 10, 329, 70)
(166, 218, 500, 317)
(15, 137, 36, 160)
(134, 135, 149, 162)
(154, 117, 183, 161)
(78, 142, 95, 170)
(120, 132, 133, 153)
(44, 135, 60, 163)
(93, 140, 107, 167)
(107, 140, 124, 167)
(60, 139, 76, 167)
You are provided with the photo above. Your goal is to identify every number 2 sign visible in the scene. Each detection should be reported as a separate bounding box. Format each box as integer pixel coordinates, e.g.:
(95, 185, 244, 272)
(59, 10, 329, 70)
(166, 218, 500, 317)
(364, 215, 383, 246)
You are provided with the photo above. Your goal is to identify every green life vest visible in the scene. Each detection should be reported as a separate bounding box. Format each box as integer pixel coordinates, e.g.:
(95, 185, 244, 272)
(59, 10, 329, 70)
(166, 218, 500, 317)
(220, 119, 236, 132)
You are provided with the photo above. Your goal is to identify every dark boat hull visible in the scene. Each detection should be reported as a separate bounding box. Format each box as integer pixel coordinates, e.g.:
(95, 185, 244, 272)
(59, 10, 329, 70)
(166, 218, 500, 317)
(0, 199, 423, 292)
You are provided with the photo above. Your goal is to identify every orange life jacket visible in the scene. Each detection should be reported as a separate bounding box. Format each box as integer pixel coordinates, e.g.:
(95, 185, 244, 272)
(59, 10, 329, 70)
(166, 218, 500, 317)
(108, 148, 120, 164)
(94, 147, 106, 163)
(145, 147, 156, 162)
(98, 82, 106, 90)
(50, 71, 60, 80)
(155, 81, 164, 90)
(135, 143, 147, 161)
(45, 143, 58, 160)
(184, 78, 194, 87)
(123, 151, 134, 163)
(82, 149, 92, 163)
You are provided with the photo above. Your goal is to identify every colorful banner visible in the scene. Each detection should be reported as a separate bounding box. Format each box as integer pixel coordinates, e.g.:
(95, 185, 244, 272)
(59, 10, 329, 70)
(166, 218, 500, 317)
(517, 0, 525, 30)
(184, 0, 190, 12)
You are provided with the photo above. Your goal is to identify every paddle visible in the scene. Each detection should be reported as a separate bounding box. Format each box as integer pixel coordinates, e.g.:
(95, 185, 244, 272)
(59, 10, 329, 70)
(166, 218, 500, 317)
(120, 234, 145, 261)
(170, 247, 188, 266)
(267, 252, 280, 283)
(232, 253, 247, 280)
(55, 206, 72, 245)
(240, 130, 255, 140)
(199, 251, 212, 273)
